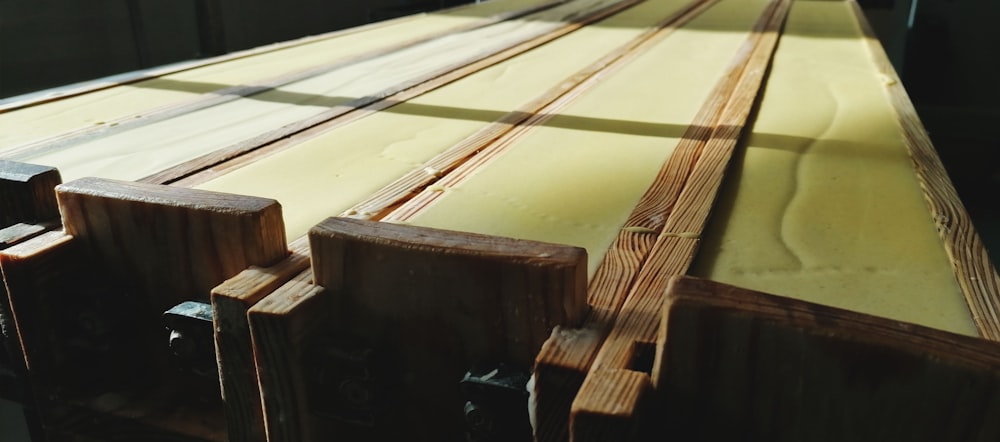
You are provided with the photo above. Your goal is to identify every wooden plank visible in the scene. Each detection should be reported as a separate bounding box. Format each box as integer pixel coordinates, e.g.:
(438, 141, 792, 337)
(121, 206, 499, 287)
(566, 0, 789, 439)
(0, 0, 565, 159)
(8, 0, 629, 185)
(148, 0, 645, 186)
(653, 276, 1000, 440)
(0, 160, 61, 228)
(247, 270, 325, 442)
(0, 222, 54, 409)
(848, 0, 1000, 339)
(249, 217, 587, 441)
(0, 7, 430, 114)
(212, 236, 310, 442)
(55, 177, 287, 314)
(0, 178, 290, 440)
(340, 0, 712, 220)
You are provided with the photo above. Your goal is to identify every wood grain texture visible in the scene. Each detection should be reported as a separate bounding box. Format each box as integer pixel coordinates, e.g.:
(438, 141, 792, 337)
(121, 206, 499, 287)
(55, 177, 287, 314)
(212, 236, 310, 442)
(247, 270, 321, 442)
(848, 1, 1000, 340)
(311, 217, 588, 367)
(3, 0, 568, 163)
(567, 0, 789, 439)
(159, 0, 644, 187)
(0, 160, 61, 228)
(250, 217, 587, 441)
(0, 231, 77, 377)
(654, 276, 1000, 441)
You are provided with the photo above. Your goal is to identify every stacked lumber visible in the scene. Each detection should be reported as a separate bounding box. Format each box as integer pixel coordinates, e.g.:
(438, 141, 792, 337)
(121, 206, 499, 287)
(1, 0, 998, 441)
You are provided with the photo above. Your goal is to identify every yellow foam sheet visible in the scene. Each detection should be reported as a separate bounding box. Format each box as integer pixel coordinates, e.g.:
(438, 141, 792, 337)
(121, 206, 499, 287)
(11, 0, 623, 182)
(198, 0, 699, 241)
(0, 0, 551, 151)
(400, 0, 771, 278)
(691, 0, 975, 335)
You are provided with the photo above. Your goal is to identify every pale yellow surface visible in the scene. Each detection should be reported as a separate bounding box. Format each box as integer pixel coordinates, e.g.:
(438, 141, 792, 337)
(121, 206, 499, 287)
(198, 0, 698, 240)
(691, 0, 976, 335)
(400, 0, 772, 278)
(10, 0, 623, 182)
(0, 0, 551, 151)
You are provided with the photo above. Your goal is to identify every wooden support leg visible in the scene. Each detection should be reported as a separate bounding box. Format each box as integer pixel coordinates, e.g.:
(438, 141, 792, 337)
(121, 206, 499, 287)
(249, 217, 588, 441)
(653, 276, 1000, 441)
(1, 177, 288, 441)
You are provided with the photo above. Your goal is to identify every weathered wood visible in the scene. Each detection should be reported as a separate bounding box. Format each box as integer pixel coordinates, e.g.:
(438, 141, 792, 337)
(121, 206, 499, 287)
(566, 0, 789, 439)
(0, 160, 61, 228)
(653, 276, 1000, 441)
(1, 178, 290, 441)
(848, 1, 1000, 339)
(212, 236, 310, 442)
(0, 222, 55, 408)
(55, 177, 287, 314)
(249, 217, 587, 441)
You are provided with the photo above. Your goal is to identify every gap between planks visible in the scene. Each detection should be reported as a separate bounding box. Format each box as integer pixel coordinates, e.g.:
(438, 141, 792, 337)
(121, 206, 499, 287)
(0, 0, 569, 162)
(565, 0, 789, 439)
(161, 0, 647, 187)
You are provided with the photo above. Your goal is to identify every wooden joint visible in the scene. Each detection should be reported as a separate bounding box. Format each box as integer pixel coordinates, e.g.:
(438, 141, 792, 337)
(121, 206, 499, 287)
(1, 177, 289, 441)
(248, 217, 588, 440)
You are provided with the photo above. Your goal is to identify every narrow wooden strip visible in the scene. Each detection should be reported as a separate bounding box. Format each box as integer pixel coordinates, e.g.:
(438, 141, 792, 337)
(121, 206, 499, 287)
(1, 0, 568, 160)
(654, 276, 1000, 440)
(848, 1, 1000, 340)
(343, 0, 714, 221)
(212, 236, 310, 442)
(147, 0, 645, 186)
(525, 0, 785, 439)
(585, 0, 787, 377)
(568, 0, 789, 439)
(247, 270, 328, 442)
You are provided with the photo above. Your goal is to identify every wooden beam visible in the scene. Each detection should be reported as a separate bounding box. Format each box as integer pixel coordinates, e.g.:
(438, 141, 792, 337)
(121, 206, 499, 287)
(566, 0, 789, 438)
(654, 276, 1000, 440)
(212, 236, 310, 442)
(55, 177, 287, 313)
(1, 178, 289, 441)
(0, 160, 61, 228)
(149, 0, 643, 186)
(249, 217, 587, 440)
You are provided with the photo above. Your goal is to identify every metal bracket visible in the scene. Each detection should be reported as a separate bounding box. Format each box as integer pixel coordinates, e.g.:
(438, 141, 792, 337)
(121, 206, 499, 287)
(162, 300, 216, 376)
(460, 364, 532, 442)
(306, 339, 379, 427)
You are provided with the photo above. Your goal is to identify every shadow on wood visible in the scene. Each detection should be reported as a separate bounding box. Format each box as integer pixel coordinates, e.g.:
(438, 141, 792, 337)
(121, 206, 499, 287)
(652, 276, 1000, 442)
(248, 217, 587, 441)
(1, 177, 287, 441)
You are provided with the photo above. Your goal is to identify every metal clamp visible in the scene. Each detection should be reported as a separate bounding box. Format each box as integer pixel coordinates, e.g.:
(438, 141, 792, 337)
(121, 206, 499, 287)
(162, 300, 215, 376)
(460, 364, 531, 442)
